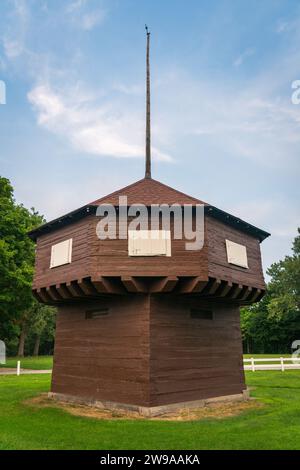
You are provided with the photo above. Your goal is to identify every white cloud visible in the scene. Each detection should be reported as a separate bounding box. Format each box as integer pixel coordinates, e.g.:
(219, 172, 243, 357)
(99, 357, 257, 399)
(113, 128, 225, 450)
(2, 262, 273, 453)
(81, 10, 106, 30)
(0, 55, 7, 70)
(156, 70, 300, 169)
(112, 83, 144, 96)
(274, 17, 300, 35)
(15, 170, 128, 222)
(27, 84, 172, 161)
(66, 0, 88, 13)
(228, 200, 299, 238)
(12, 0, 29, 22)
(233, 48, 255, 67)
(3, 38, 24, 58)
(276, 20, 290, 34)
(1, 0, 29, 60)
(66, 0, 106, 30)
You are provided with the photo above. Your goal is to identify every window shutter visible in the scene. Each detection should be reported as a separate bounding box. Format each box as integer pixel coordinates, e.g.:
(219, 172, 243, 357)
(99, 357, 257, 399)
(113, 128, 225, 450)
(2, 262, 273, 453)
(50, 239, 73, 268)
(128, 230, 171, 256)
(225, 239, 248, 269)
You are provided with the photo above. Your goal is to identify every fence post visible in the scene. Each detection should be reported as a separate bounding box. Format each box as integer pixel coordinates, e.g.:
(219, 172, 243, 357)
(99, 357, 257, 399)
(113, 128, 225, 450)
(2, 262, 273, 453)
(251, 357, 255, 372)
(17, 360, 20, 376)
(280, 357, 284, 371)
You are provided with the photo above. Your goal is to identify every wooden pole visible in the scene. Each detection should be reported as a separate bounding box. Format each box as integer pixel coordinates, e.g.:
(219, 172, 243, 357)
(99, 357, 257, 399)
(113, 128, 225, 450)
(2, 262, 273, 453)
(145, 25, 151, 179)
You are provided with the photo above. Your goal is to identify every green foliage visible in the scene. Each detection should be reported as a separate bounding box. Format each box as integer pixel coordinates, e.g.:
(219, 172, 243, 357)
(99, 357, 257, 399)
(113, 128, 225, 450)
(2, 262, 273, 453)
(26, 302, 56, 355)
(241, 228, 300, 353)
(0, 177, 42, 310)
(0, 176, 55, 355)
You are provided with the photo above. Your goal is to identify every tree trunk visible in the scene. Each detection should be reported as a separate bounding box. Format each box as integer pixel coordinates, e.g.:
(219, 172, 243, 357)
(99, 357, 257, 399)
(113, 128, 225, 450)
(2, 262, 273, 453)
(33, 336, 40, 356)
(17, 327, 27, 357)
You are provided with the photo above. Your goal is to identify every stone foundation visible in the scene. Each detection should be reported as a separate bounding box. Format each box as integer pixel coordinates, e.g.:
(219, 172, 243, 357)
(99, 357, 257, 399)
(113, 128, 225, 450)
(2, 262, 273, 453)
(48, 389, 250, 417)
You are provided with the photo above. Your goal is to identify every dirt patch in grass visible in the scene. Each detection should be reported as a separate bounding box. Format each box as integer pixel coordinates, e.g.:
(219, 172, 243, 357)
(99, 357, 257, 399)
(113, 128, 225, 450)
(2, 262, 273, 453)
(24, 394, 263, 421)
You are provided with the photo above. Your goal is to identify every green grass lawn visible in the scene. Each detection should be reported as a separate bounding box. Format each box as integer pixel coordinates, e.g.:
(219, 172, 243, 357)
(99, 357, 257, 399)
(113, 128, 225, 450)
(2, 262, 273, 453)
(0, 370, 300, 450)
(0, 356, 53, 370)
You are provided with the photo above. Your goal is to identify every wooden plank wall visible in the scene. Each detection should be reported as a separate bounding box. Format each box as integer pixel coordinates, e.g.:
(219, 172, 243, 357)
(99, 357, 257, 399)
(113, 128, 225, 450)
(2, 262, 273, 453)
(33, 216, 95, 289)
(90, 215, 208, 278)
(51, 296, 151, 406)
(52, 294, 246, 408)
(206, 216, 265, 289)
(149, 295, 246, 406)
(33, 212, 265, 291)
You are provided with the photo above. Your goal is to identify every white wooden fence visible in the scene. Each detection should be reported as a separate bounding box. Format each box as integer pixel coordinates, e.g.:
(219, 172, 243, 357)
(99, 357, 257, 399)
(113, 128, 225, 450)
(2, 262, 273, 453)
(244, 357, 300, 371)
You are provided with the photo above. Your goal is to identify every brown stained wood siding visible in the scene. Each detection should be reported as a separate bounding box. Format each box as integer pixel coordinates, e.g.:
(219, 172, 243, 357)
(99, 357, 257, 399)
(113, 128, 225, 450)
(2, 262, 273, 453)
(33, 213, 265, 291)
(89, 215, 209, 278)
(149, 295, 246, 406)
(206, 216, 265, 290)
(33, 214, 209, 289)
(51, 296, 151, 407)
(51, 294, 246, 407)
(33, 216, 95, 289)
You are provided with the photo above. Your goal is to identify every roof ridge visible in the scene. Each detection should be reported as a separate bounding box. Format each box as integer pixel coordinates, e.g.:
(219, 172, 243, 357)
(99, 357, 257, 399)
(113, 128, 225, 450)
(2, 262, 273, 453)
(89, 177, 205, 206)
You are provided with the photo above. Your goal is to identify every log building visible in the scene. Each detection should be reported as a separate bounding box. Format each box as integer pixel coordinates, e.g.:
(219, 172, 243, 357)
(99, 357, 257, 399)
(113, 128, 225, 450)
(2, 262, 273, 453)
(29, 29, 270, 415)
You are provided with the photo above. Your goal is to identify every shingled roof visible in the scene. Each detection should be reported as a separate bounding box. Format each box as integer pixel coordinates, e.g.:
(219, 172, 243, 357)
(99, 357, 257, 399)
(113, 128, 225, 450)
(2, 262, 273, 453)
(28, 177, 270, 242)
(89, 178, 206, 206)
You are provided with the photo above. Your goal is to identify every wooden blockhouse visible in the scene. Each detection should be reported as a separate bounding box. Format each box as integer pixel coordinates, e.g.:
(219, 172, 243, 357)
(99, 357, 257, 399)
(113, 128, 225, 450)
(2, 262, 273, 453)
(28, 30, 270, 414)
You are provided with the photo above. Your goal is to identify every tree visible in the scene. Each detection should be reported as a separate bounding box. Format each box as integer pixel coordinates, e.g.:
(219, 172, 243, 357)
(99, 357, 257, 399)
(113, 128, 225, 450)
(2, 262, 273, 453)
(241, 228, 300, 353)
(0, 176, 45, 354)
(15, 300, 56, 356)
(265, 228, 300, 352)
(29, 302, 56, 356)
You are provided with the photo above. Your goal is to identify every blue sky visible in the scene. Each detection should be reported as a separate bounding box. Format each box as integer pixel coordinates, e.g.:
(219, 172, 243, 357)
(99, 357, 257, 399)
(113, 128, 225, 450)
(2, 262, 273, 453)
(0, 0, 300, 275)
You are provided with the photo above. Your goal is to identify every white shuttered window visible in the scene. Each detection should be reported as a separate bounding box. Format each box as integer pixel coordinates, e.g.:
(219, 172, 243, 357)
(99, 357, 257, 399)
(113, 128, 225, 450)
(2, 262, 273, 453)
(225, 239, 248, 269)
(50, 239, 73, 268)
(128, 230, 171, 257)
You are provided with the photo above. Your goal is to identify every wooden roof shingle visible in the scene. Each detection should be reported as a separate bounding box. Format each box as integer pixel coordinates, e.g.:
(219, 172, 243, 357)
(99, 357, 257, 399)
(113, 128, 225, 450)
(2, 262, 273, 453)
(89, 178, 206, 206)
(28, 178, 270, 242)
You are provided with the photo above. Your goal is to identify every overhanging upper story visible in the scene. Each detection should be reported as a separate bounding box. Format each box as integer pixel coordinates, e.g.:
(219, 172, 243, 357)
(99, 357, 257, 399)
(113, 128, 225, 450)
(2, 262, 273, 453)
(29, 178, 270, 305)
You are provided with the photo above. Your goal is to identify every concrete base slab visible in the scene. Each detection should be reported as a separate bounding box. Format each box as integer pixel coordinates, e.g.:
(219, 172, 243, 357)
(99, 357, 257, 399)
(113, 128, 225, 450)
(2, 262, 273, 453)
(48, 389, 250, 417)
